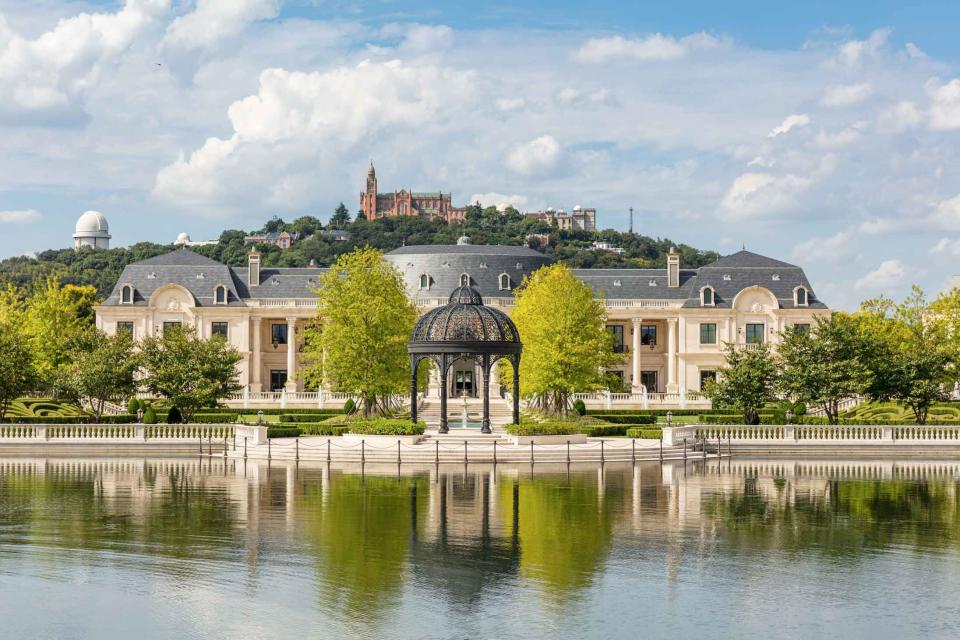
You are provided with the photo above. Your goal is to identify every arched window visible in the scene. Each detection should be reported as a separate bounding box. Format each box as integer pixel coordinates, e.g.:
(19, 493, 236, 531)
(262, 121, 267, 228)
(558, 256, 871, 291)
(701, 286, 715, 306)
(419, 273, 430, 290)
(214, 285, 227, 305)
(120, 285, 133, 304)
(795, 286, 808, 306)
(460, 273, 470, 287)
(499, 273, 511, 290)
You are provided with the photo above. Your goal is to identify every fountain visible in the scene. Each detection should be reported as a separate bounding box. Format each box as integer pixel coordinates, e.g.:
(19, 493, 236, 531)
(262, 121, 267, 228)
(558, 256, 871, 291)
(461, 392, 469, 429)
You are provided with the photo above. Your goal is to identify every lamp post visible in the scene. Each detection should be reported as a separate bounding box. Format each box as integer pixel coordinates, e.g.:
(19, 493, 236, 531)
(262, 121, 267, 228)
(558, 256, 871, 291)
(136, 408, 144, 423)
(785, 409, 792, 425)
(257, 410, 264, 426)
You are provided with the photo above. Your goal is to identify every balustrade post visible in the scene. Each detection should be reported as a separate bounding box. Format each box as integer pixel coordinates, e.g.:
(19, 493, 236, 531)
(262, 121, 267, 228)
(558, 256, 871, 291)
(683, 438, 687, 460)
(244, 436, 248, 459)
(296, 437, 300, 461)
(224, 436, 228, 458)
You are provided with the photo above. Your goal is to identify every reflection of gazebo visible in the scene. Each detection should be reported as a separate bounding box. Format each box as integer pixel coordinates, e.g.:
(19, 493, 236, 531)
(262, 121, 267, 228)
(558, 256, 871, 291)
(409, 286, 521, 433)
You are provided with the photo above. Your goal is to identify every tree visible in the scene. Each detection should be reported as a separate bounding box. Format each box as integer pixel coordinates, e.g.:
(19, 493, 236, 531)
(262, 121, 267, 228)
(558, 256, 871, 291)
(138, 326, 242, 421)
(301, 247, 417, 416)
(60, 330, 139, 422)
(509, 263, 622, 416)
(329, 203, 351, 229)
(704, 343, 779, 424)
(0, 321, 37, 420)
(778, 314, 869, 424)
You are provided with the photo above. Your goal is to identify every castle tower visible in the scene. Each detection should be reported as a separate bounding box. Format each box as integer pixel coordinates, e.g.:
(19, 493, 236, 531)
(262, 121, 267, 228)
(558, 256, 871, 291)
(361, 162, 378, 219)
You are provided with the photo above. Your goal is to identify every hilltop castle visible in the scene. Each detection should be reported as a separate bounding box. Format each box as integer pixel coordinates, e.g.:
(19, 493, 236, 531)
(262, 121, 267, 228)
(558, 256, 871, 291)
(360, 163, 466, 223)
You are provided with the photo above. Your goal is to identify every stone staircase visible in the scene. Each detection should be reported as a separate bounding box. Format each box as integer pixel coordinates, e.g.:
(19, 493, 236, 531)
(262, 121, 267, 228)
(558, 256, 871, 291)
(419, 396, 514, 433)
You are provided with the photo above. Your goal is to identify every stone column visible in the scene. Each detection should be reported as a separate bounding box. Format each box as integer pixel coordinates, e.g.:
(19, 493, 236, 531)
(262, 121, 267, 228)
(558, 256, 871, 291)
(439, 354, 449, 433)
(512, 356, 520, 425)
(667, 317, 678, 392)
(250, 316, 262, 392)
(481, 354, 491, 434)
(285, 317, 298, 391)
(631, 317, 642, 391)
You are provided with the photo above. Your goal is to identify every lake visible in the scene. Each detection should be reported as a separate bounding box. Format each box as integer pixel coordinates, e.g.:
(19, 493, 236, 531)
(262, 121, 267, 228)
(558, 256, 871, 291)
(1, 457, 959, 639)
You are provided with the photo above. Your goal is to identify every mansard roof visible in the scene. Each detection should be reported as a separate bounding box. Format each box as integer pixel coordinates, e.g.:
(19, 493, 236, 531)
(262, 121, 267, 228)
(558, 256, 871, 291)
(700, 250, 799, 270)
(573, 269, 698, 300)
(102, 249, 245, 307)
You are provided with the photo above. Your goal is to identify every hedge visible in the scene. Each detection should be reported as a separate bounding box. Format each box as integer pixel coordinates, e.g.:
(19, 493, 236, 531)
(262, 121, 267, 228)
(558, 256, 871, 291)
(2, 414, 138, 424)
(700, 415, 960, 426)
(198, 407, 343, 415)
(506, 422, 585, 436)
(287, 424, 349, 436)
(267, 427, 302, 438)
(626, 427, 663, 439)
(588, 414, 657, 425)
(190, 413, 238, 423)
(348, 419, 426, 436)
(279, 413, 343, 423)
(586, 408, 730, 416)
(584, 424, 627, 437)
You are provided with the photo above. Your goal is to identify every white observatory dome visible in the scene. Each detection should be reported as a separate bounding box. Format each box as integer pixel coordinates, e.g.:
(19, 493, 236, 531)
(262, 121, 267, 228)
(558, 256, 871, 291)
(73, 210, 111, 250)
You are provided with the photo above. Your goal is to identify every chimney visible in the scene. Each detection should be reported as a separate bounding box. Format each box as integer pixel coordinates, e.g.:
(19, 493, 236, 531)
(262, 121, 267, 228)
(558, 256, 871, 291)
(667, 247, 680, 288)
(248, 249, 261, 287)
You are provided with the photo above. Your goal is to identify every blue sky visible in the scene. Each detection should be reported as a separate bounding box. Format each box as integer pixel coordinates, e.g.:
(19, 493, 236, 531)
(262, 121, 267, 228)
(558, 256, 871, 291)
(2, 0, 960, 310)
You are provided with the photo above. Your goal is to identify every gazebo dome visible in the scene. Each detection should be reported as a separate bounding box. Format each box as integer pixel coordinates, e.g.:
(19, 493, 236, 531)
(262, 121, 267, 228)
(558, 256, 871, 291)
(412, 286, 519, 343)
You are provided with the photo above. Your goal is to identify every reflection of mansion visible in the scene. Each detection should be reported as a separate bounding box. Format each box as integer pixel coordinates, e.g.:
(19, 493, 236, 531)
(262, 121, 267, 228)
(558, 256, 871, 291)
(95, 229, 827, 410)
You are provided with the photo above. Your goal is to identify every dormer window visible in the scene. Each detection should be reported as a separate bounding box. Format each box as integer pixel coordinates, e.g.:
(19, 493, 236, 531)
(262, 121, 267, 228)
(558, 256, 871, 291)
(794, 286, 809, 307)
(723, 274, 731, 281)
(214, 285, 228, 305)
(701, 286, 715, 307)
(460, 273, 470, 287)
(120, 285, 134, 305)
(419, 273, 431, 290)
(772, 274, 780, 281)
(499, 273, 512, 290)
(613, 279, 622, 287)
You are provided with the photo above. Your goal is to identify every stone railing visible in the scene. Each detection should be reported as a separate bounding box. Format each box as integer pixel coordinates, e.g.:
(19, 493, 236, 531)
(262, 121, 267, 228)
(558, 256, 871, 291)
(695, 423, 960, 444)
(572, 390, 711, 410)
(0, 423, 234, 442)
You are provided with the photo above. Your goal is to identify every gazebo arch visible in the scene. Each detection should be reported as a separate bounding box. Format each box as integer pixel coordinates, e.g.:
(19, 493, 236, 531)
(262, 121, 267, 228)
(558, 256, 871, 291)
(408, 286, 522, 434)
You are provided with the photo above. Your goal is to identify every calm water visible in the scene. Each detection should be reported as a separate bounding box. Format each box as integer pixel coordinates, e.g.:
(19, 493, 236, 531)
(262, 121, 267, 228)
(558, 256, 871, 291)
(1, 457, 960, 639)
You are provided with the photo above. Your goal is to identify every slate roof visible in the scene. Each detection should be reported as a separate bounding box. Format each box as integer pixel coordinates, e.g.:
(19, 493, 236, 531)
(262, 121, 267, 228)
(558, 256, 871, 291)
(573, 269, 699, 300)
(103, 250, 246, 307)
(686, 250, 826, 309)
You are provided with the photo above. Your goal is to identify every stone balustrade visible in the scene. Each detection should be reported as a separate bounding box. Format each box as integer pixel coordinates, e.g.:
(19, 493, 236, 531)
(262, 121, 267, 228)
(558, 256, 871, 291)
(0, 423, 234, 442)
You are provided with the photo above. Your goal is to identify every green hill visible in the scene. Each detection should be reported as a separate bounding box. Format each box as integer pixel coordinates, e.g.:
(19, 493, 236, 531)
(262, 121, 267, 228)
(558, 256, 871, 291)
(0, 204, 718, 298)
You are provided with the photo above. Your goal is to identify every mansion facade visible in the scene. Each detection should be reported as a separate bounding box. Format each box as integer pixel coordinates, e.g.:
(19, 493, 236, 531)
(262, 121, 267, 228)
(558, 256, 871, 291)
(95, 239, 828, 407)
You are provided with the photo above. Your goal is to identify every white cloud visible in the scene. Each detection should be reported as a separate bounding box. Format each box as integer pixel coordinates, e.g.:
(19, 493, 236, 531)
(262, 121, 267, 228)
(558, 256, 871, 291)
(815, 122, 868, 148)
(401, 24, 454, 52)
(163, 0, 277, 52)
(506, 135, 563, 176)
(768, 114, 810, 137)
(931, 237, 960, 256)
(496, 97, 525, 111)
(855, 259, 906, 290)
(929, 194, 960, 230)
(0, 209, 41, 223)
(719, 172, 811, 220)
(821, 83, 873, 107)
(468, 192, 531, 211)
(0, 0, 169, 118)
(878, 100, 922, 132)
(792, 229, 852, 262)
(929, 78, 960, 130)
(574, 32, 723, 64)
(826, 28, 891, 69)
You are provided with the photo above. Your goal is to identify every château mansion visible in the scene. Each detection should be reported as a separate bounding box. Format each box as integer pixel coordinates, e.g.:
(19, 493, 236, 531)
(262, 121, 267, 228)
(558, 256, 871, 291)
(95, 233, 828, 410)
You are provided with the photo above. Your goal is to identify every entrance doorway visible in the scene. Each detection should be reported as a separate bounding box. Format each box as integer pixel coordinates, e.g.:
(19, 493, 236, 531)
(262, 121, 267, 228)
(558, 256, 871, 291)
(454, 370, 474, 396)
(640, 371, 658, 392)
(270, 370, 288, 391)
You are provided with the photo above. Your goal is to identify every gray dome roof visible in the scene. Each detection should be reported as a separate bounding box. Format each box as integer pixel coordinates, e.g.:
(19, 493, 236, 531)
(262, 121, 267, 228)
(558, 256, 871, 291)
(412, 286, 519, 343)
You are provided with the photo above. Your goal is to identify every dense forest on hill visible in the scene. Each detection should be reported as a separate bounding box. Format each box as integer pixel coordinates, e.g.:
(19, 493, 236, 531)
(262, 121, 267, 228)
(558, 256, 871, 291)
(0, 203, 718, 297)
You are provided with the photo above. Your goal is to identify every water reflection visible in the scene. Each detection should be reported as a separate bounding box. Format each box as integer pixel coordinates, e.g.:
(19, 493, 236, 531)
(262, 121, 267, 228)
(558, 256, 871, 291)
(1, 457, 959, 638)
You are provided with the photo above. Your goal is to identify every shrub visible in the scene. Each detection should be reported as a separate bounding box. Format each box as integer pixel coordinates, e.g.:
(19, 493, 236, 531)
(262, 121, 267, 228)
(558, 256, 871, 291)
(282, 424, 349, 436)
(573, 399, 586, 416)
(626, 427, 663, 439)
(203, 407, 342, 415)
(267, 427, 302, 438)
(143, 405, 157, 424)
(348, 418, 425, 435)
(588, 414, 657, 425)
(505, 422, 585, 436)
(343, 398, 356, 415)
(191, 413, 237, 424)
(127, 397, 140, 414)
(585, 424, 626, 437)
(279, 413, 339, 423)
(166, 406, 183, 424)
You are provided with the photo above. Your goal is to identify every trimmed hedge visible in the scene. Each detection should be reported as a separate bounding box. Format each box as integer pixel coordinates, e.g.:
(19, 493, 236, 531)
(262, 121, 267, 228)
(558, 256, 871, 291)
(584, 424, 627, 437)
(701, 414, 960, 426)
(198, 407, 343, 415)
(279, 413, 342, 423)
(348, 419, 425, 436)
(626, 427, 663, 439)
(2, 414, 138, 424)
(506, 422, 585, 436)
(586, 408, 730, 416)
(267, 427, 302, 438)
(588, 414, 657, 425)
(289, 424, 349, 436)
(191, 413, 238, 423)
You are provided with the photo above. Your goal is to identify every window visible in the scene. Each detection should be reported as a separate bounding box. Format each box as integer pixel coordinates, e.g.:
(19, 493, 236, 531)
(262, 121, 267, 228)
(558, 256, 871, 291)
(699, 370, 717, 390)
(459, 273, 470, 287)
(419, 274, 430, 290)
(120, 285, 133, 304)
(607, 325, 625, 353)
(211, 322, 228, 338)
(613, 279, 622, 287)
(214, 285, 227, 305)
(162, 321, 181, 335)
(499, 273, 511, 290)
(701, 286, 714, 306)
(700, 323, 717, 344)
(640, 324, 657, 346)
(271, 323, 288, 345)
(793, 323, 811, 335)
(745, 323, 765, 344)
(640, 371, 658, 392)
(116, 321, 134, 336)
(795, 287, 808, 306)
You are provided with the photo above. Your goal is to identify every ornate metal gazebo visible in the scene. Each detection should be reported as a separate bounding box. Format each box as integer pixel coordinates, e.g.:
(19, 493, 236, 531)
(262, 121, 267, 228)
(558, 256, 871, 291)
(409, 286, 522, 433)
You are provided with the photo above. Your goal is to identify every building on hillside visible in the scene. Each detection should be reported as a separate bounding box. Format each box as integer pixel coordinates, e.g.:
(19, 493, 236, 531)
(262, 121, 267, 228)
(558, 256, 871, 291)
(590, 241, 624, 254)
(95, 239, 828, 410)
(359, 163, 466, 223)
(525, 205, 596, 232)
(318, 229, 351, 242)
(174, 232, 218, 247)
(243, 231, 299, 249)
(73, 210, 111, 250)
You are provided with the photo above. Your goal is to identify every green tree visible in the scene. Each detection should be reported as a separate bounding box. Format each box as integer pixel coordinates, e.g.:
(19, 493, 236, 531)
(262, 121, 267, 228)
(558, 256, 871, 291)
(778, 314, 869, 424)
(302, 247, 418, 416)
(60, 330, 139, 422)
(0, 321, 37, 419)
(329, 202, 351, 229)
(138, 326, 242, 421)
(705, 343, 779, 424)
(510, 263, 622, 416)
